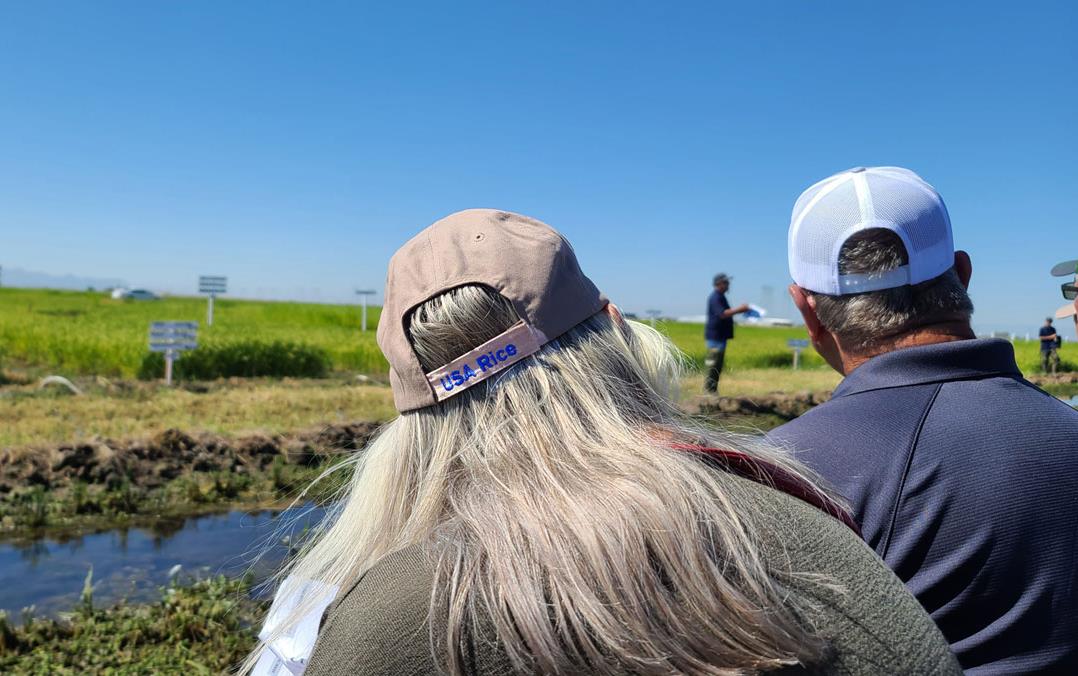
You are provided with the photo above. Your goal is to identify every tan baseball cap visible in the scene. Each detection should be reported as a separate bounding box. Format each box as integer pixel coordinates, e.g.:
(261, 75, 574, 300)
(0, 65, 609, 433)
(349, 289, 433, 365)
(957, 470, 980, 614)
(377, 209, 608, 412)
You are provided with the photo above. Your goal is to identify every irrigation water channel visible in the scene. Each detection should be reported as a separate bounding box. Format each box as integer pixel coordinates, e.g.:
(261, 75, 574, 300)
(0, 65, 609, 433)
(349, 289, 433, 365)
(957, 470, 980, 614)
(0, 504, 326, 619)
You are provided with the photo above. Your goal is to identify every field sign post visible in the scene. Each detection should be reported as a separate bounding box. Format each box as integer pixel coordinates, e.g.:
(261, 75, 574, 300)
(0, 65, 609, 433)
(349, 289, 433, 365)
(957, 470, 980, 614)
(199, 276, 228, 326)
(787, 338, 810, 370)
(355, 289, 376, 332)
(149, 322, 198, 386)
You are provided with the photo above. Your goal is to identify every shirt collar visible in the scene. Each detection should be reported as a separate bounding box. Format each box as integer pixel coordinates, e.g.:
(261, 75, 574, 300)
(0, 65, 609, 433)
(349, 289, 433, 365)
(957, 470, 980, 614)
(833, 338, 1023, 398)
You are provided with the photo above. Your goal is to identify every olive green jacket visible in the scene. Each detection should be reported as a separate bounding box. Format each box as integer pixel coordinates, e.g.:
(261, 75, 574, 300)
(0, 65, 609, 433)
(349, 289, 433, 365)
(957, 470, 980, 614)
(307, 472, 960, 675)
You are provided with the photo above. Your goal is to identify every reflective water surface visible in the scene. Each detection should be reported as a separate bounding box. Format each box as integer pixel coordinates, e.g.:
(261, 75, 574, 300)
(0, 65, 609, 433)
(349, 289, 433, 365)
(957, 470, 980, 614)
(0, 505, 325, 619)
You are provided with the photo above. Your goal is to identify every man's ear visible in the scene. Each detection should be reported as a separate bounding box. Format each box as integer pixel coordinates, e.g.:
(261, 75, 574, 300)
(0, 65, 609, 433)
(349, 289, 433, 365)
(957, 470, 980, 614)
(789, 284, 845, 374)
(954, 250, 972, 289)
(789, 285, 824, 339)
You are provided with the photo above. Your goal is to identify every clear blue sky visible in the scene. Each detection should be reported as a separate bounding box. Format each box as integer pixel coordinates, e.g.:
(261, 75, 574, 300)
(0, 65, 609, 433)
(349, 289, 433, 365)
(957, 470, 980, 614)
(1, 1, 1074, 334)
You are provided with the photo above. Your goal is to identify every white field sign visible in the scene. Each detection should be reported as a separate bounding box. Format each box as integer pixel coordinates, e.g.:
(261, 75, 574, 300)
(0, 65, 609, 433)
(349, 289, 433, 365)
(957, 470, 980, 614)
(150, 321, 198, 385)
(199, 275, 228, 326)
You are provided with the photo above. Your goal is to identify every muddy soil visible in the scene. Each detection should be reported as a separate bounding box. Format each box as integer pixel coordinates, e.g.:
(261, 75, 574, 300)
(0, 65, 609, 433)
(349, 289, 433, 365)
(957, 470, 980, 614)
(0, 423, 379, 497)
(684, 391, 832, 420)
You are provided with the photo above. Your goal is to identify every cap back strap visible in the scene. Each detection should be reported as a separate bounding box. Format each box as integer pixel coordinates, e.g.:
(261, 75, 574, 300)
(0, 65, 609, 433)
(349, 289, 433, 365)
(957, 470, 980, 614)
(837, 265, 912, 293)
(425, 321, 549, 402)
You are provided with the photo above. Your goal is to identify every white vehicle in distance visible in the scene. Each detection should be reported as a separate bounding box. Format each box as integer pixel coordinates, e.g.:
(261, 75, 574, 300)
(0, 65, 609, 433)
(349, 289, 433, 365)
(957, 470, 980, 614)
(110, 288, 159, 301)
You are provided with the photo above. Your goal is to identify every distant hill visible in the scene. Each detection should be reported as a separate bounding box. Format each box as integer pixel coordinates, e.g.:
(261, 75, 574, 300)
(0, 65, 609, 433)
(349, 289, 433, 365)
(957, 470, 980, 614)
(0, 267, 126, 291)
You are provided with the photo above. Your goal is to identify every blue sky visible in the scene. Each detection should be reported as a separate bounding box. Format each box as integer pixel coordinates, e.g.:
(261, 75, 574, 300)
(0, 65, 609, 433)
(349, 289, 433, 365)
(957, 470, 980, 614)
(1, 1, 1074, 334)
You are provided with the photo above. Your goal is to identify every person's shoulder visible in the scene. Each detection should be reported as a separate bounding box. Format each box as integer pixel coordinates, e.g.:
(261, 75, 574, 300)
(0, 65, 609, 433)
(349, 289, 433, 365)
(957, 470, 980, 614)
(935, 374, 1078, 425)
(715, 472, 960, 674)
(768, 395, 846, 443)
(307, 545, 438, 676)
(713, 470, 856, 552)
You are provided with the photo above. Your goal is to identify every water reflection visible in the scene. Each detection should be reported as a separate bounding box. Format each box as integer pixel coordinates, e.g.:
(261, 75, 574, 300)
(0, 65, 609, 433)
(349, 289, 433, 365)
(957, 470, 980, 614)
(0, 505, 325, 619)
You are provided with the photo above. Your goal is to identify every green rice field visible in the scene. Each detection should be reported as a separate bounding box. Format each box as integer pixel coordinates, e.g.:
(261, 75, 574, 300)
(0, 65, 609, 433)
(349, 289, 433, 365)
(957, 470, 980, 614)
(0, 288, 386, 378)
(0, 287, 1070, 379)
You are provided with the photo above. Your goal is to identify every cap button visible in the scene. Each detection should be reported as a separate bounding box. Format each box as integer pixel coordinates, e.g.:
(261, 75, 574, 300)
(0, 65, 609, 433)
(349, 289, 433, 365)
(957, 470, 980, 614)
(849, 167, 866, 173)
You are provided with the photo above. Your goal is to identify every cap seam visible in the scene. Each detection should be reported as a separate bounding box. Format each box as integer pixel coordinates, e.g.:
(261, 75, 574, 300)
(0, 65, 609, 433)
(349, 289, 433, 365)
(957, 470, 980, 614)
(426, 232, 443, 284)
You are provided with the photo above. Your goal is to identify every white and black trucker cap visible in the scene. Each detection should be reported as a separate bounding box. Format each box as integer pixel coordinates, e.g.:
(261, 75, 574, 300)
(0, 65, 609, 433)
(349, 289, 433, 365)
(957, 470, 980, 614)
(788, 166, 955, 296)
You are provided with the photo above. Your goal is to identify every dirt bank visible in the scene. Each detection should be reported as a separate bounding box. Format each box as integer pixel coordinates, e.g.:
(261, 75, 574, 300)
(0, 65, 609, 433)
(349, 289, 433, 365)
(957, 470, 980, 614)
(685, 391, 832, 420)
(3, 391, 827, 498)
(0, 423, 379, 537)
(0, 423, 378, 496)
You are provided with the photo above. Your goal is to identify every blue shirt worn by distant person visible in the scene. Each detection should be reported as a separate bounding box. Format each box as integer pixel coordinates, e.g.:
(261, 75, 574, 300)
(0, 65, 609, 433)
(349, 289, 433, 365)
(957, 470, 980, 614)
(769, 339, 1078, 675)
(705, 291, 733, 342)
(1040, 325, 1058, 352)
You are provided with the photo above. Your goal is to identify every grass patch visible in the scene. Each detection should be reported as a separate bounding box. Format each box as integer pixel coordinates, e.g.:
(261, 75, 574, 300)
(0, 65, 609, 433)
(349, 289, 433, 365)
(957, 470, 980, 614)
(137, 340, 331, 381)
(652, 320, 830, 371)
(0, 574, 265, 674)
(678, 369, 841, 399)
(0, 380, 395, 450)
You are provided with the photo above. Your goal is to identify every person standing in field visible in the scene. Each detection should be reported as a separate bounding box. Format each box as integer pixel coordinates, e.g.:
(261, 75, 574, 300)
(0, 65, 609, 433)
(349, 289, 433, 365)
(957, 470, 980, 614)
(1039, 317, 1060, 374)
(246, 209, 960, 676)
(770, 166, 1078, 674)
(704, 273, 750, 394)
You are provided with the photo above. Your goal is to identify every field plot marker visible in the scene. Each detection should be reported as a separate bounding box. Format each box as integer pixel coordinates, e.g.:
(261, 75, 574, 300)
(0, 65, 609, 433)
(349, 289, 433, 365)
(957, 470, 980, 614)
(787, 338, 809, 370)
(355, 289, 376, 332)
(150, 321, 199, 386)
(199, 275, 228, 326)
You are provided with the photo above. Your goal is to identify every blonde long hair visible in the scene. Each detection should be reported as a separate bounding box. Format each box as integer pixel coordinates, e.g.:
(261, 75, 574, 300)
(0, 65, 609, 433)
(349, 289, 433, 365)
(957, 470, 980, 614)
(245, 285, 836, 674)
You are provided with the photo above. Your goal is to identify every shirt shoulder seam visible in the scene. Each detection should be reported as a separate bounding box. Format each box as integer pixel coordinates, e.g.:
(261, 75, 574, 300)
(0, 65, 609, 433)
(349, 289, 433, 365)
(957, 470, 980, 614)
(879, 382, 943, 561)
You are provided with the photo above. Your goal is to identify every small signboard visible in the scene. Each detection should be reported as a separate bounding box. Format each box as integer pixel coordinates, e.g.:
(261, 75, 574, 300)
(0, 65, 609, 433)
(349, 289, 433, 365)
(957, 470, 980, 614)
(199, 276, 227, 325)
(199, 276, 228, 293)
(149, 321, 198, 385)
(787, 338, 810, 370)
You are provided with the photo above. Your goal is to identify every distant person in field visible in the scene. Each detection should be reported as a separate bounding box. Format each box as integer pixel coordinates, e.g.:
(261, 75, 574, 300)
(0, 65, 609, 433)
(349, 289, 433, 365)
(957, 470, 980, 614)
(704, 273, 750, 394)
(769, 166, 1078, 674)
(1040, 317, 1060, 374)
(246, 209, 960, 676)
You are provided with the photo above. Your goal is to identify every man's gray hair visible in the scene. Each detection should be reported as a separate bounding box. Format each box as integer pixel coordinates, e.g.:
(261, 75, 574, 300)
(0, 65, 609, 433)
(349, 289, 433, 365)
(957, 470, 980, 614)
(810, 229, 974, 352)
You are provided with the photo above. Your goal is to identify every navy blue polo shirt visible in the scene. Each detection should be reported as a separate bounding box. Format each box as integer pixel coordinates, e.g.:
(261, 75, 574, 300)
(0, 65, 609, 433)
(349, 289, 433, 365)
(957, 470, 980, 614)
(705, 291, 734, 341)
(1040, 325, 1058, 352)
(769, 339, 1078, 675)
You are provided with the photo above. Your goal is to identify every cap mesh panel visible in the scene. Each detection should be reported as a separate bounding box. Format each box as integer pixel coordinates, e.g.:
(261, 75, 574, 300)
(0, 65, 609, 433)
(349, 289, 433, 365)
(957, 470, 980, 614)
(794, 180, 861, 267)
(864, 174, 947, 251)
